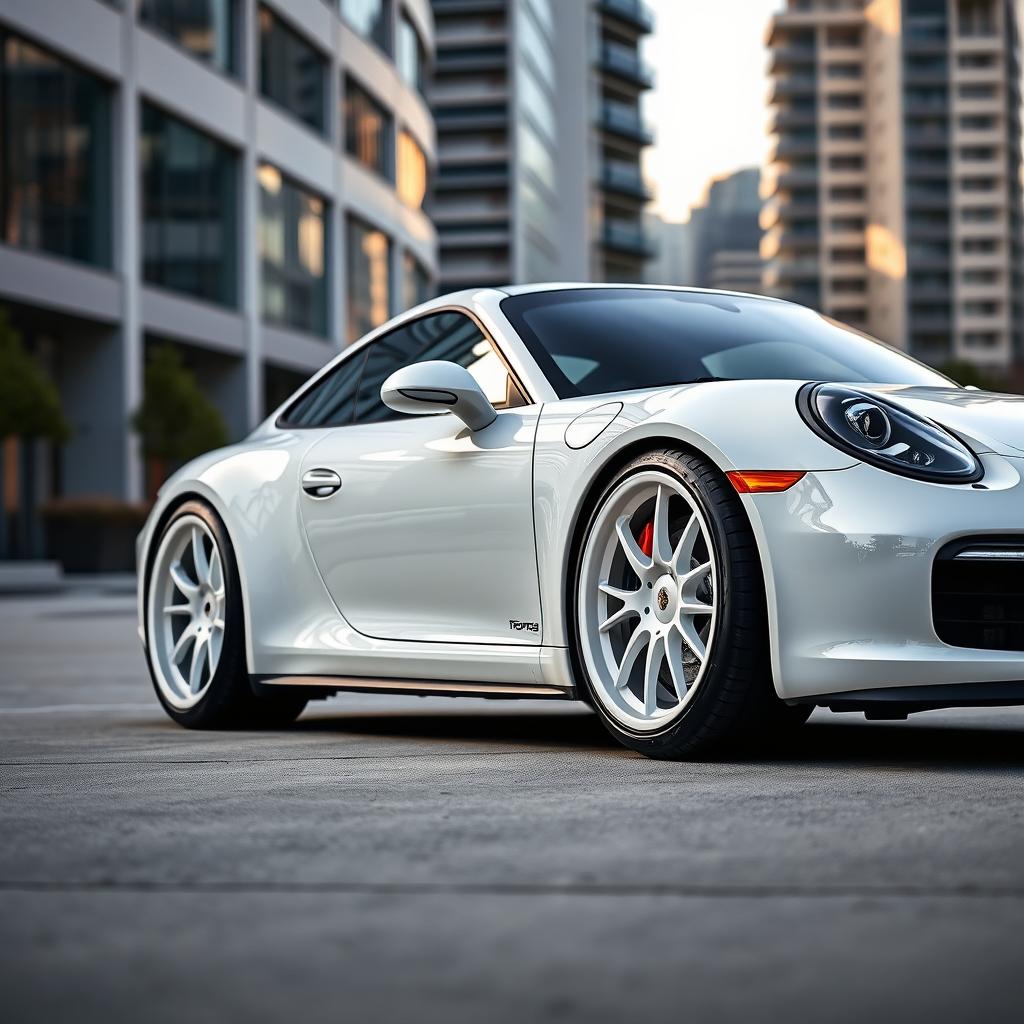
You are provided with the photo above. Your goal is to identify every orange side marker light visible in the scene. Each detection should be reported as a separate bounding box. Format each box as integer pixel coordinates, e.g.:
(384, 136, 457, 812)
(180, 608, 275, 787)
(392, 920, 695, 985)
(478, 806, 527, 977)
(727, 470, 806, 494)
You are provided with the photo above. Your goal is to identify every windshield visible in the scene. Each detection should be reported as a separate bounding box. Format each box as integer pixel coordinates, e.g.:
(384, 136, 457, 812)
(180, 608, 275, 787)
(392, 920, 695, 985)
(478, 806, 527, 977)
(501, 288, 953, 399)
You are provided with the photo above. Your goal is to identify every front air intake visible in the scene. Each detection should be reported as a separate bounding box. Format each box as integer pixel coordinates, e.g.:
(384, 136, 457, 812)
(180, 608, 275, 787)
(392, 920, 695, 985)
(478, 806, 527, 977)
(933, 539, 1024, 651)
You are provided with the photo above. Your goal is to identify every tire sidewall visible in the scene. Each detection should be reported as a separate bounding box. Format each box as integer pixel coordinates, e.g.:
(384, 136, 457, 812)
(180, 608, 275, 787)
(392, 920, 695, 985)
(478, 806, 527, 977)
(569, 451, 749, 750)
(144, 499, 248, 728)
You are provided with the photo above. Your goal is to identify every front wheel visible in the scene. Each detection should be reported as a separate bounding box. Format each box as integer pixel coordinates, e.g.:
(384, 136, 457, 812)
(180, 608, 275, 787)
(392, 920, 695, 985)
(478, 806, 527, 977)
(571, 449, 809, 759)
(144, 499, 307, 729)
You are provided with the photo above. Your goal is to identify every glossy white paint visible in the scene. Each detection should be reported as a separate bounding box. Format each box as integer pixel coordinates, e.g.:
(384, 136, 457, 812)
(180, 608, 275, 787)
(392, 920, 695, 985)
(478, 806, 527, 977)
(298, 409, 542, 646)
(137, 284, 1024, 708)
(381, 359, 498, 431)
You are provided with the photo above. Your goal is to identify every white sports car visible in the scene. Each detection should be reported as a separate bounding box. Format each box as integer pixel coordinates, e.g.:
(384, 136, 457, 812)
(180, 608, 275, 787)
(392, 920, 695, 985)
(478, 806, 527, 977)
(137, 284, 1024, 758)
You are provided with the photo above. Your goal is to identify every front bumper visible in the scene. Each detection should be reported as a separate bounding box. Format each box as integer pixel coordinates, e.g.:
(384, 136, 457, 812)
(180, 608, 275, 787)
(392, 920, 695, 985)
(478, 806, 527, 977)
(746, 452, 1024, 701)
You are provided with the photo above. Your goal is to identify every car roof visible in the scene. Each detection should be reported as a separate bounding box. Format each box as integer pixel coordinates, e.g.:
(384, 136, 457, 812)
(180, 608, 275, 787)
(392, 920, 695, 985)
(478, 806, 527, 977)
(493, 282, 787, 303)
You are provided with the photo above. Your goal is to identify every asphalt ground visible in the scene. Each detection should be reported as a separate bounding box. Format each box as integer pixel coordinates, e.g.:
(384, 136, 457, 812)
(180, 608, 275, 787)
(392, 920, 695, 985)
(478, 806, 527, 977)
(2, 586, 1024, 1022)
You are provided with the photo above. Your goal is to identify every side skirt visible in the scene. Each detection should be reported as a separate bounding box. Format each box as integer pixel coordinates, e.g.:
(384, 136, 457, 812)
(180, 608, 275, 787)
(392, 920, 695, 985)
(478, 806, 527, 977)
(251, 674, 574, 702)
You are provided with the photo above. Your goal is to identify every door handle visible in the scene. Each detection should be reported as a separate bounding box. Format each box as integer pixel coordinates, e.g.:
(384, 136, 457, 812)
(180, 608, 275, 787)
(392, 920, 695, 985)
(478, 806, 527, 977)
(302, 468, 342, 498)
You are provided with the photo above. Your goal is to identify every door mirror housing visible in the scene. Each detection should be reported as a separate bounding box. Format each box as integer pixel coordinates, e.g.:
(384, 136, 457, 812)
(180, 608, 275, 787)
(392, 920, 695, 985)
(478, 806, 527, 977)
(381, 360, 498, 432)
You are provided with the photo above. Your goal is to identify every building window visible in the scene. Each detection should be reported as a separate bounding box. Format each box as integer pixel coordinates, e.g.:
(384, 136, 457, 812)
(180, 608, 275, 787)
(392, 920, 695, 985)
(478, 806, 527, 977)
(0, 32, 112, 267)
(959, 115, 996, 131)
(258, 165, 328, 337)
(140, 103, 237, 306)
(259, 6, 327, 134)
(341, 0, 392, 54)
(826, 93, 862, 110)
(140, 0, 237, 76)
(402, 251, 431, 310)
(344, 77, 393, 179)
(397, 129, 428, 210)
(346, 216, 391, 343)
(397, 12, 427, 94)
(828, 155, 864, 171)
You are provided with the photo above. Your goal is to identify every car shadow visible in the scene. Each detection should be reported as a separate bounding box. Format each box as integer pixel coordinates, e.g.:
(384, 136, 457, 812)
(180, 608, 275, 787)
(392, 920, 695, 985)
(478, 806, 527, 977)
(291, 707, 1024, 768)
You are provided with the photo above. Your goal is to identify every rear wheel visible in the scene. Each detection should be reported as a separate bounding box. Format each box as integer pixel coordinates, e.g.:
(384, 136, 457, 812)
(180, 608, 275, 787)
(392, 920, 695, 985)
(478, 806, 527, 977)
(572, 449, 809, 759)
(144, 500, 307, 729)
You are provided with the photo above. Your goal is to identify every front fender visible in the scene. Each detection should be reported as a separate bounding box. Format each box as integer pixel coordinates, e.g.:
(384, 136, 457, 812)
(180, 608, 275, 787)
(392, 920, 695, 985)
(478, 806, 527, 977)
(533, 380, 857, 655)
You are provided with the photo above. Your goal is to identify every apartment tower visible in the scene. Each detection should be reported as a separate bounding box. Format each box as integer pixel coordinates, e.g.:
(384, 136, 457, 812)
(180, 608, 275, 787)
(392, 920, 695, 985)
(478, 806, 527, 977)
(429, 0, 655, 289)
(763, 0, 1024, 369)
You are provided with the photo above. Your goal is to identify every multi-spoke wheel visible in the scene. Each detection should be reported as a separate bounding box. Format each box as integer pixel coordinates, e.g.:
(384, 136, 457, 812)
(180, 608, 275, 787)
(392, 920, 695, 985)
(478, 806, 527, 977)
(144, 500, 306, 729)
(573, 449, 810, 758)
(149, 516, 225, 707)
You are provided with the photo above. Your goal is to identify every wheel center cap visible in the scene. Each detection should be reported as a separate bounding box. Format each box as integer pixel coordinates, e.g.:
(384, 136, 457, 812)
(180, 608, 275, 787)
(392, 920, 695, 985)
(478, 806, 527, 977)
(653, 574, 677, 624)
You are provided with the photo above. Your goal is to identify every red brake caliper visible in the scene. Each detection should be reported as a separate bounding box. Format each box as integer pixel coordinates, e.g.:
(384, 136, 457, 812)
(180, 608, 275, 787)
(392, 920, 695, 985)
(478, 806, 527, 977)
(636, 520, 653, 559)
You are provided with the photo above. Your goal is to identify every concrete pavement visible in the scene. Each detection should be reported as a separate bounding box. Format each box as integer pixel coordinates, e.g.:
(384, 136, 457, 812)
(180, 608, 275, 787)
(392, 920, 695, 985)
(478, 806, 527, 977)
(2, 589, 1024, 1022)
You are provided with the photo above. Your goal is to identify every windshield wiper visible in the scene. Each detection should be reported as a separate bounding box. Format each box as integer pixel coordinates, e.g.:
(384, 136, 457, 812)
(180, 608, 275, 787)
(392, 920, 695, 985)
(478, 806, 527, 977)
(672, 376, 734, 385)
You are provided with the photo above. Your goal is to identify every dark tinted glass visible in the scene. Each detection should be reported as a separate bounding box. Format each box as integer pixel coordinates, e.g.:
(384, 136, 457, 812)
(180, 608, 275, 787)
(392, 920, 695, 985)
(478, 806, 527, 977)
(258, 164, 328, 336)
(344, 77, 393, 178)
(341, 0, 391, 53)
(501, 289, 953, 398)
(0, 33, 112, 267)
(353, 311, 518, 424)
(397, 14, 425, 94)
(259, 6, 326, 134)
(346, 215, 392, 343)
(279, 349, 365, 428)
(140, 0, 237, 75)
(141, 103, 237, 305)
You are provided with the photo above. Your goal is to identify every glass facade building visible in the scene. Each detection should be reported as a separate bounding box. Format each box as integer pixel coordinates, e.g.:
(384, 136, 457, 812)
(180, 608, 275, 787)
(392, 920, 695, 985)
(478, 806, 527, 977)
(346, 215, 393, 342)
(259, 5, 327, 134)
(139, 0, 238, 76)
(141, 103, 238, 306)
(345, 77, 394, 178)
(0, 0, 437, 553)
(0, 32, 112, 267)
(258, 164, 328, 336)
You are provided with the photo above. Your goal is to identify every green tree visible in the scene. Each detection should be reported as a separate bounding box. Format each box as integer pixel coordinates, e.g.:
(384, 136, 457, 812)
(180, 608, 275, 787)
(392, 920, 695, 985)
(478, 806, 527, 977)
(132, 344, 228, 466)
(0, 308, 69, 442)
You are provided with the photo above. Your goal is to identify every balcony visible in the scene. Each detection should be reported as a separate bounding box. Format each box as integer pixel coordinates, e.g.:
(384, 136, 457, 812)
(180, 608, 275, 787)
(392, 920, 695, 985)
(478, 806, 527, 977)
(598, 42, 655, 89)
(599, 101, 654, 144)
(600, 160, 652, 200)
(602, 219, 654, 256)
(769, 74, 818, 105)
(776, 166, 819, 189)
(597, 0, 654, 34)
(769, 107, 817, 134)
(769, 45, 816, 75)
(771, 135, 819, 161)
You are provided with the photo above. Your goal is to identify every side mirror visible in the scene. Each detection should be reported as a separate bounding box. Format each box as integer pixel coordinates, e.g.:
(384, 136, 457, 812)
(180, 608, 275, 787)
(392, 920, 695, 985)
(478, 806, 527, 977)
(381, 360, 497, 432)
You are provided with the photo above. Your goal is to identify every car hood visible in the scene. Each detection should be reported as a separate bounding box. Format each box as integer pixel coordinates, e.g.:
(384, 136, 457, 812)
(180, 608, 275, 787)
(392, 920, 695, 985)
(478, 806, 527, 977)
(854, 384, 1024, 457)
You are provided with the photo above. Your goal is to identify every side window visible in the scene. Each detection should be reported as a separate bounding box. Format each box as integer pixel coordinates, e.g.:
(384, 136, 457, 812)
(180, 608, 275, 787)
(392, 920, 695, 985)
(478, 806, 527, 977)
(278, 350, 366, 428)
(352, 310, 526, 425)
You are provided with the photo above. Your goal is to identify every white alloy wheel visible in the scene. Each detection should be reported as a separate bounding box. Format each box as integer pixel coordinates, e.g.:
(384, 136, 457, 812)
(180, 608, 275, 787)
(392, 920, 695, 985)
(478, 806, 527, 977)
(577, 469, 719, 733)
(146, 514, 227, 710)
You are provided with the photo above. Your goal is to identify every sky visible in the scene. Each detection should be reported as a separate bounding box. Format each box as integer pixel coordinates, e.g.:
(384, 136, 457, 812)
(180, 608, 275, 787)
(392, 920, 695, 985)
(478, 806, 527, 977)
(643, 0, 781, 224)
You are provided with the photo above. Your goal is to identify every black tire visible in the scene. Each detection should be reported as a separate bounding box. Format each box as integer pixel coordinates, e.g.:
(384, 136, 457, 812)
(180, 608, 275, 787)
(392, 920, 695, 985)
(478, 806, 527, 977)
(144, 499, 307, 730)
(570, 448, 810, 759)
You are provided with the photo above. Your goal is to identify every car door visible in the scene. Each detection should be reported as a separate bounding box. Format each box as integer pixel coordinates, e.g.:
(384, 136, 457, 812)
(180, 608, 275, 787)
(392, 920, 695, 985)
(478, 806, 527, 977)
(297, 309, 544, 646)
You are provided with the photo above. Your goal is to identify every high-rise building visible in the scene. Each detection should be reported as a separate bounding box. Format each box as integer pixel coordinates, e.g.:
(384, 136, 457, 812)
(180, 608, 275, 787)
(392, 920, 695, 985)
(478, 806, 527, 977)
(763, 0, 1024, 369)
(0, 0, 438, 557)
(429, 0, 655, 290)
(645, 168, 764, 292)
(689, 168, 764, 292)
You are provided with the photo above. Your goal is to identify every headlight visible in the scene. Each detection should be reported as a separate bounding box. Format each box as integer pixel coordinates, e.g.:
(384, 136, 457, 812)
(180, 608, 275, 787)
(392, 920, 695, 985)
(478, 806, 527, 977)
(798, 383, 982, 483)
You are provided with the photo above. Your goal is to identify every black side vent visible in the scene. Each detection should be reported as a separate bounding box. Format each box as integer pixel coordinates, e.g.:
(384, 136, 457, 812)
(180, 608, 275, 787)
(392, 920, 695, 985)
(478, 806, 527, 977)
(933, 539, 1024, 651)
